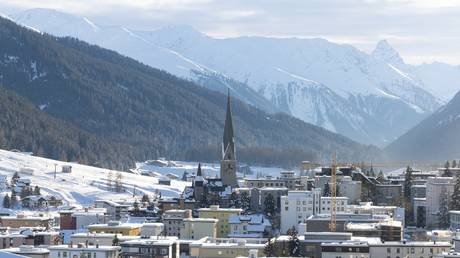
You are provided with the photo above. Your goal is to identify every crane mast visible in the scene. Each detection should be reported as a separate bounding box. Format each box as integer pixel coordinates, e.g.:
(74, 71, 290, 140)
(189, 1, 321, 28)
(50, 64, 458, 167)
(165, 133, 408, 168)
(329, 152, 337, 232)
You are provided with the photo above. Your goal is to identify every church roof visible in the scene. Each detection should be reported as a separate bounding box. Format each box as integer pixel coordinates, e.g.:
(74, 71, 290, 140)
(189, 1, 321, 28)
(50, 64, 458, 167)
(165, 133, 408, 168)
(222, 90, 235, 160)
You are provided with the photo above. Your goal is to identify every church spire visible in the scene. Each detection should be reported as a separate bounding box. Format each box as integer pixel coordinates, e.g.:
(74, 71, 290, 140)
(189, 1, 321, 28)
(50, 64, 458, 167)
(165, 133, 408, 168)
(197, 163, 202, 177)
(222, 89, 235, 160)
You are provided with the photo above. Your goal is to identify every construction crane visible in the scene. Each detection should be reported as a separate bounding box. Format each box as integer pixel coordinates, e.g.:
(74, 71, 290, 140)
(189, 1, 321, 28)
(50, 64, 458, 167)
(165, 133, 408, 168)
(329, 152, 337, 232)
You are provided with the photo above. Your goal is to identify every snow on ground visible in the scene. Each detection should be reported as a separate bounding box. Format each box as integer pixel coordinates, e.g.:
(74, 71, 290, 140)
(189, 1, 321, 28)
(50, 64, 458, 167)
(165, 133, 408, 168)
(0, 149, 190, 207)
(135, 160, 288, 179)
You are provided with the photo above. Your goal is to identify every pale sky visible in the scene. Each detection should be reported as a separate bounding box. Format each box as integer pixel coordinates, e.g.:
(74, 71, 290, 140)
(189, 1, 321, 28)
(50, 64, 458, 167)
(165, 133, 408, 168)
(1, 0, 460, 65)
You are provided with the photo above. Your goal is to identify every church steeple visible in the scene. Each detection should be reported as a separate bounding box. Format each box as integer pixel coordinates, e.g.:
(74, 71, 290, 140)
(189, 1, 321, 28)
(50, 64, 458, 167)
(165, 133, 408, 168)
(220, 89, 238, 187)
(197, 163, 202, 177)
(222, 89, 235, 160)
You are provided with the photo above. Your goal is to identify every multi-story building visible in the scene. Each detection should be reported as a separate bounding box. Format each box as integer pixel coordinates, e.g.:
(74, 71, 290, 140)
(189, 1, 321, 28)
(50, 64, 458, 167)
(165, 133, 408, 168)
(163, 209, 192, 238)
(339, 176, 362, 204)
(450, 211, 460, 230)
(245, 172, 301, 190)
(370, 241, 451, 258)
(120, 238, 179, 258)
(0, 214, 53, 229)
(321, 241, 370, 258)
(248, 187, 288, 213)
(280, 189, 322, 233)
(48, 244, 120, 258)
(426, 177, 454, 229)
(345, 221, 403, 241)
(228, 214, 271, 238)
(180, 218, 218, 240)
(198, 205, 242, 237)
(87, 221, 142, 236)
(94, 200, 130, 221)
(189, 237, 265, 258)
(320, 196, 349, 214)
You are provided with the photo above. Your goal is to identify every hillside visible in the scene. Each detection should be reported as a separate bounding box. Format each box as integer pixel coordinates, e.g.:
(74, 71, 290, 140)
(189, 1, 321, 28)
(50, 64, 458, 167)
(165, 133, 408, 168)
(386, 90, 460, 161)
(9, 9, 450, 146)
(0, 149, 188, 206)
(0, 16, 380, 168)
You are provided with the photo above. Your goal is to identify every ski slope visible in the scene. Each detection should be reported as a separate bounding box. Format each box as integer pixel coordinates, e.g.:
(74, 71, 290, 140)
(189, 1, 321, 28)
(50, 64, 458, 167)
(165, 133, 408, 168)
(0, 149, 189, 207)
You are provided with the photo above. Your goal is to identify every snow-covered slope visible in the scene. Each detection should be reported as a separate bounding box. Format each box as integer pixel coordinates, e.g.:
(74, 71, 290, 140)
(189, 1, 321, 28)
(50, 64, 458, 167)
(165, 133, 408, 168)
(0, 149, 189, 206)
(12, 8, 455, 146)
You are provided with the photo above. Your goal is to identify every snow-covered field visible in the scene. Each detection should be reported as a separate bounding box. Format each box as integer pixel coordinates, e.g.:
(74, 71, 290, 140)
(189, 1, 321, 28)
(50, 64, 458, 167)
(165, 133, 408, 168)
(0, 149, 190, 207)
(135, 160, 286, 180)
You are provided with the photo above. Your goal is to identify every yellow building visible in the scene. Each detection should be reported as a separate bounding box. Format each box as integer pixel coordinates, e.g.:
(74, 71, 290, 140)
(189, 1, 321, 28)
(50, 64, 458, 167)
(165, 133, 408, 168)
(198, 205, 242, 237)
(87, 221, 142, 236)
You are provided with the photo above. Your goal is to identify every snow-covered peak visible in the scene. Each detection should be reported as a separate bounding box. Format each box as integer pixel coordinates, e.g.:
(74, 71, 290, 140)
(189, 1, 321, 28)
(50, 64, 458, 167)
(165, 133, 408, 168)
(371, 40, 404, 65)
(11, 8, 100, 37)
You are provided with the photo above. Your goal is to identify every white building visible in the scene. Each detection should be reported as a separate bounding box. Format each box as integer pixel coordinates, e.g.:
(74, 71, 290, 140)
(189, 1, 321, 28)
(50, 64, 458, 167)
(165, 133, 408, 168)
(228, 214, 271, 238)
(48, 244, 120, 258)
(370, 241, 451, 258)
(450, 211, 460, 230)
(339, 176, 362, 204)
(320, 196, 349, 214)
(140, 223, 164, 238)
(180, 218, 218, 240)
(280, 189, 321, 233)
(426, 177, 454, 229)
(321, 240, 370, 258)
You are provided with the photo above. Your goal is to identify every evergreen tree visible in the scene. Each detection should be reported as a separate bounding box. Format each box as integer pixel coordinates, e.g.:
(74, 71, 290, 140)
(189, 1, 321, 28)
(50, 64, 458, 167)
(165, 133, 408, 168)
(450, 176, 460, 210)
(112, 234, 119, 246)
(264, 193, 276, 217)
(10, 191, 17, 208)
(377, 170, 385, 182)
(404, 166, 414, 225)
(369, 165, 375, 177)
(241, 191, 251, 214)
(141, 194, 150, 204)
(439, 188, 450, 228)
(443, 161, 452, 177)
(416, 206, 426, 228)
(230, 191, 241, 208)
(182, 170, 188, 181)
(322, 183, 331, 197)
(453, 160, 458, 168)
(3, 194, 10, 208)
(11, 172, 19, 186)
(133, 200, 140, 214)
(264, 237, 275, 257)
(33, 186, 41, 196)
(20, 187, 31, 199)
(287, 226, 301, 257)
(404, 166, 413, 198)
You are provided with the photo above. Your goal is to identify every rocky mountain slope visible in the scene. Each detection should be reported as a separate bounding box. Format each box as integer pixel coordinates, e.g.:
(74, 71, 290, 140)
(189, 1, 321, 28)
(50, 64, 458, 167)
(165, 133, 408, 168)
(386, 90, 460, 161)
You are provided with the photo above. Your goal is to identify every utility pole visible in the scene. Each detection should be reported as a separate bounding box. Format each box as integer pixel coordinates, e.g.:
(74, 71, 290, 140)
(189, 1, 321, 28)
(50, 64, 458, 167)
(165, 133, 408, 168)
(54, 164, 57, 180)
(329, 152, 337, 232)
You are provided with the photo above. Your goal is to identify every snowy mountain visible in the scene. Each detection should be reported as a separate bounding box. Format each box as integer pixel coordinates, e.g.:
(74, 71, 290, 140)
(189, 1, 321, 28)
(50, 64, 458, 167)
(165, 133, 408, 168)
(12, 8, 460, 146)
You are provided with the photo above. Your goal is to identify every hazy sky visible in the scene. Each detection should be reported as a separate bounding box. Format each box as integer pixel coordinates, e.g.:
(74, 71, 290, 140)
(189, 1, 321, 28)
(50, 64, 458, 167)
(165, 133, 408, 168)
(1, 0, 460, 65)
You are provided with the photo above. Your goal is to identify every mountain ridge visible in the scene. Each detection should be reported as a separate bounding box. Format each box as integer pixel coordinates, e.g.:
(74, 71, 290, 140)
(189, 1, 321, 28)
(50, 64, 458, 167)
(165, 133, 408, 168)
(11, 8, 458, 147)
(0, 15, 381, 168)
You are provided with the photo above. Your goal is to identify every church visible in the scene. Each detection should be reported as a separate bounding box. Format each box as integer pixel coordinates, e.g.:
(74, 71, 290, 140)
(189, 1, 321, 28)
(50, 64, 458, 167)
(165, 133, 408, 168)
(181, 90, 239, 208)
